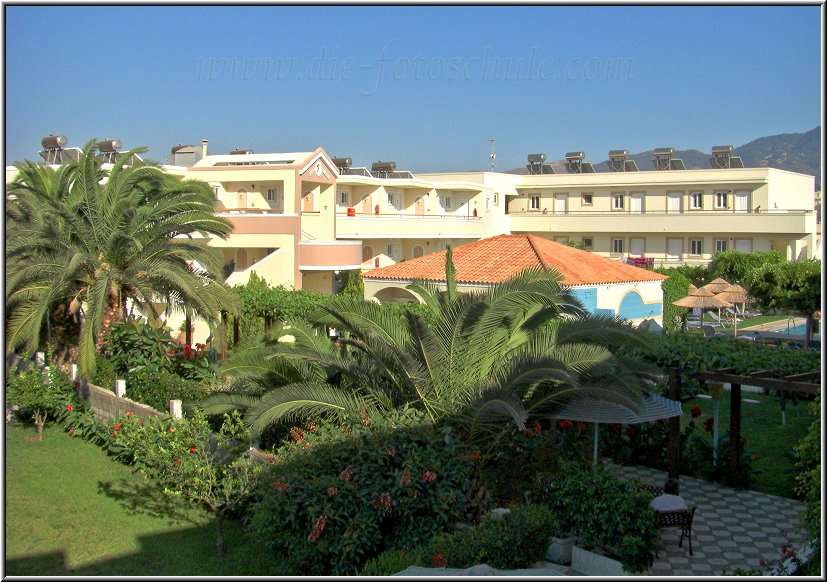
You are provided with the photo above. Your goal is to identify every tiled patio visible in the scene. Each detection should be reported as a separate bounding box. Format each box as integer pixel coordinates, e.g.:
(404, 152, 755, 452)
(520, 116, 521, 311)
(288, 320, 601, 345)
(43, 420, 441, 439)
(602, 461, 809, 576)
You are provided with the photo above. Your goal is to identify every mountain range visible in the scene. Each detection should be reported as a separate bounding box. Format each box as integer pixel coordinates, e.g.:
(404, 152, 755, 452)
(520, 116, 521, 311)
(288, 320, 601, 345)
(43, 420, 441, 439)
(506, 127, 821, 190)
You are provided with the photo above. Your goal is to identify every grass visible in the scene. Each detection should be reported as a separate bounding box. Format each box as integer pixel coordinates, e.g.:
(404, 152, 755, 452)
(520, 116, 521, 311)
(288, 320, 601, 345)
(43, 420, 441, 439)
(4, 422, 286, 576)
(681, 390, 816, 499)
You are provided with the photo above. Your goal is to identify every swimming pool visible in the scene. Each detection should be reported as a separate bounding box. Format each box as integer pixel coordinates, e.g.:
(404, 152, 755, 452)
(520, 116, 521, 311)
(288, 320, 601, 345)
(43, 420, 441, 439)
(781, 321, 820, 335)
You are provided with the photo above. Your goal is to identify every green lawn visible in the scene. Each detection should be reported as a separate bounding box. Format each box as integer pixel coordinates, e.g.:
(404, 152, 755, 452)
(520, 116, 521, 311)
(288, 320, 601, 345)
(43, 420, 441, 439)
(682, 391, 816, 499)
(4, 423, 284, 576)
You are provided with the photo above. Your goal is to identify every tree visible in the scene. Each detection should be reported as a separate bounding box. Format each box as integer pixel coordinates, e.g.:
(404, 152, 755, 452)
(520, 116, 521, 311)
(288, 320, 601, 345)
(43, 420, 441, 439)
(745, 259, 821, 342)
(709, 249, 786, 284)
(117, 410, 263, 557)
(203, 249, 661, 449)
(337, 269, 365, 298)
(6, 140, 241, 379)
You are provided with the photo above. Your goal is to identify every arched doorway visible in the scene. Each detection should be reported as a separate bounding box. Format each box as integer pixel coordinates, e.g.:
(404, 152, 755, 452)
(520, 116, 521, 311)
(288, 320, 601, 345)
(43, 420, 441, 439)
(413, 245, 424, 259)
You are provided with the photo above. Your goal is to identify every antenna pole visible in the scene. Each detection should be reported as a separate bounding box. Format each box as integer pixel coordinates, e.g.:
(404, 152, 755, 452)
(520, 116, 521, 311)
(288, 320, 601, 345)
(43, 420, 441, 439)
(488, 137, 496, 172)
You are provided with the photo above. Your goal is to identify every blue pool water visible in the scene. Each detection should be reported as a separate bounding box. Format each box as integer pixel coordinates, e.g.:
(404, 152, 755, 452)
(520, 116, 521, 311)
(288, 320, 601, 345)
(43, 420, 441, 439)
(782, 322, 819, 335)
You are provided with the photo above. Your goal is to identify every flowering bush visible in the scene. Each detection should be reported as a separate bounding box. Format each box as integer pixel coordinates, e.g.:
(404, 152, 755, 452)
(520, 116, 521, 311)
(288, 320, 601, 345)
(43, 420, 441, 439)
(123, 368, 210, 413)
(245, 406, 474, 575)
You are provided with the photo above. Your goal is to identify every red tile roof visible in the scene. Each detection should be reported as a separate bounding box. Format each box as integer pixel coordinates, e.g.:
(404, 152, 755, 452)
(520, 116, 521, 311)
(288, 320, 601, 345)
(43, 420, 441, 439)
(363, 234, 668, 286)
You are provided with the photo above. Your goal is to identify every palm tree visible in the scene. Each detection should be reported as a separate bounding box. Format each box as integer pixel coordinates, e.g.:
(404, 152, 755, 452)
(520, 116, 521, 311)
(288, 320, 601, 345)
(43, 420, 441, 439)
(6, 140, 240, 378)
(203, 249, 660, 447)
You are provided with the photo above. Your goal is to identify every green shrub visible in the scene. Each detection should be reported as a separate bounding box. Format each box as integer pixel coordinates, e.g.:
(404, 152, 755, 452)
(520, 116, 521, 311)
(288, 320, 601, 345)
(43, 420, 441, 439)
(103, 316, 177, 377)
(656, 270, 690, 334)
(125, 369, 210, 413)
(360, 547, 425, 576)
(92, 355, 117, 390)
(245, 406, 474, 576)
(5, 365, 74, 440)
(794, 397, 820, 543)
(533, 463, 658, 573)
(423, 503, 558, 570)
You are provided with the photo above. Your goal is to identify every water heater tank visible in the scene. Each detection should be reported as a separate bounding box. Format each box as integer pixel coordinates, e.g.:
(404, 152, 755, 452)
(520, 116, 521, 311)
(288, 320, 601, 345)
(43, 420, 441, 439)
(332, 157, 352, 168)
(527, 153, 547, 163)
(96, 139, 122, 153)
(171, 144, 194, 154)
(371, 161, 396, 172)
(41, 135, 68, 149)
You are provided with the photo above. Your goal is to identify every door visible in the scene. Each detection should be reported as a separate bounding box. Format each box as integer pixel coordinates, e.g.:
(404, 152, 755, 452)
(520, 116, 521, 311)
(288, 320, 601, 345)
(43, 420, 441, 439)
(236, 249, 248, 270)
(361, 194, 372, 214)
(666, 238, 682, 260)
(735, 238, 753, 252)
(413, 245, 424, 258)
(735, 191, 750, 213)
(236, 189, 247, 209)
(302, 192, 314, 212)
(667, 192, 682, 213)
(630, 192, 644, 214)
(630, 237, 645, 256)
(415, 196, 425, 216)
(554, 193, 567, 214)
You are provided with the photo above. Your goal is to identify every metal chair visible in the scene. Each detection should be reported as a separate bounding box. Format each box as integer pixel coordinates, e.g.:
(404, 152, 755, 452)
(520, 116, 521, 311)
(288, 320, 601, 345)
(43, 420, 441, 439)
(654, 505, 696, 556)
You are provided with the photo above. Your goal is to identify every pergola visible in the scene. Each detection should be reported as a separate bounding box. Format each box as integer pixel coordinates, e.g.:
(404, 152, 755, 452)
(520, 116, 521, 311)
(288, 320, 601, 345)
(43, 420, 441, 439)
(664, 367, 820, 480)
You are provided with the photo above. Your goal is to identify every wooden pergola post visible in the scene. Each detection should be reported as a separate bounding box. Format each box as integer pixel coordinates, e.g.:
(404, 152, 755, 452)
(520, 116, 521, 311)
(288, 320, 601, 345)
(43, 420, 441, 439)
(728, 381, 742, 481)
(220, 311, 228, 361)
(667, 367, 682, 480)
(233, 316, 240, 347)
(184, 314, 192, 346)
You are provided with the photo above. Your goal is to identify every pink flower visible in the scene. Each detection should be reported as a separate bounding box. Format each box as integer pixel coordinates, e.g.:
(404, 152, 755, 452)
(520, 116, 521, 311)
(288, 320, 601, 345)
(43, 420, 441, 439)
(67, 428, 75, 435)
(400, 467, 412, 485)
(339, 467, 353, 481)
(380, 492, 392, 510)
(421, 470, 437, 483)
(759, 558, 767, 567)
(327, 486, 338, 496)
(386, 446, 396, 457)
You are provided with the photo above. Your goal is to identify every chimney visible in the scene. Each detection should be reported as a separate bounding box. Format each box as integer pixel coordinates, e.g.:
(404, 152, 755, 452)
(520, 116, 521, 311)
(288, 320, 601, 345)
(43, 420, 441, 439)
(201, 139, 209, 158)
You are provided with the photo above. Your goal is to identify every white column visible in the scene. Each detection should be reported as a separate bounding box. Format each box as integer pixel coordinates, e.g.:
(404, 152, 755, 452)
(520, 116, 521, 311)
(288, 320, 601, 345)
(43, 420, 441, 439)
(170, 400, 183, 419)
(115, 379, 126, 398)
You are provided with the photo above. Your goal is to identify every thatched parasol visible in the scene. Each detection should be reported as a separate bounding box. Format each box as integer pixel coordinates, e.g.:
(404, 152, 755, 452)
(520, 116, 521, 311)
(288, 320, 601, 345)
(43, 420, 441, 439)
(673, 286, 733, 309)
(702, 277, 731, 294)
(716, 283, 751, 337)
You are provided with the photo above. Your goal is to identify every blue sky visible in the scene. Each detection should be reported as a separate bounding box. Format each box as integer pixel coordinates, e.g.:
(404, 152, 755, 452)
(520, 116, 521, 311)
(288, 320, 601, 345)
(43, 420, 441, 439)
(4, 5, 822, 172)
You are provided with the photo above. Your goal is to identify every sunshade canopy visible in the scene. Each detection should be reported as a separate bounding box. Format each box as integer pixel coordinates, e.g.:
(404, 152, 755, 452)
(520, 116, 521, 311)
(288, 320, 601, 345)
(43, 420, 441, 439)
(702, 277, 732, 293)
(673, 286, 733, 309)
(716, 283, 751, 304)
(549, 394, 683, 425)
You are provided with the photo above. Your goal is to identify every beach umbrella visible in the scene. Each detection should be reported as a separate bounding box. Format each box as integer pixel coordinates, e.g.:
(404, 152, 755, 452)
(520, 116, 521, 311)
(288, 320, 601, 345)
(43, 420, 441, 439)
(717, 283, 751, 337)
(673, 286, 733, 309)
(702, 277, 731, 293)
(548, 394, 683, 467)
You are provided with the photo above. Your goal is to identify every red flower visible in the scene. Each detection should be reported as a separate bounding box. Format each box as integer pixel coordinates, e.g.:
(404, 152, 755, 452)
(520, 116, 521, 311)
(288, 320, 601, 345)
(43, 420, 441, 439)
(168, 348, 176, 355)
(610, 423, 621, 433)
(307, 515, 327, 542)
(559, 419, 574, 430)
(576, 422, 587, 431)
(759, 558, 767, 567)
(327, 486, 338, 496)
(533, 418, 542, 435)
(432, 553, 447, 568)
(339, 467, 353, 481)
(111, 431, 117, 437)
(183, 344, 193, 360)
(421, 470, 437, 483)
(190, 446, 197, 454)
(139, 419, 145, 427)
(66, 404, 74, 412)
(168, 427, 174, 433)
(125, 410, 133, 417)
(386, 446, 396, 457)
(690, 404, 702, 418)
(625, 426, 638, 438)
(174, 458, 181, 466)
(470, 450, 481, 462)
(380, 492, 392, 510)
(114, 424, 121, 431)
(272, 479, 289, 491)
(67, 428, 75, 435)
(289, 427, 304, 444)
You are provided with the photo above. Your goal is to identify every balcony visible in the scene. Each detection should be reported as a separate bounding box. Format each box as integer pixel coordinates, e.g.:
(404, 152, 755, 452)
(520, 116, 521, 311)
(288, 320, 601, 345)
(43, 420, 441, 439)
(336, 211, 484, 239)
(218, 211, 300, 235)
(299, 241, 363, 270)
(507, 209, 815, 235)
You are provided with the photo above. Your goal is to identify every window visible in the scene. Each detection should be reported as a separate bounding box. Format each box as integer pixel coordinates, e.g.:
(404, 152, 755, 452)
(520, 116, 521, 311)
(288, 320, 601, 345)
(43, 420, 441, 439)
(690, 239, 703, 256)
(339, 190, 349, 205)
(444, 195, 452, 210)
(387, 192, 397, 210)
(715, 191, 729, 209)
(212, 186, 220, 200)
(690, 191, 703, 210)
(529, 195, 541, 210)
(611, 238, 624, 254)
(612, 193, 624, 210)
(582, 193, 593, 206)
(485, 196, 491, 211)
(715, 239, 728, 252)
(582, 237, 593, 250)
(493, 193, 499, 205)
(267, 188, 276, 201)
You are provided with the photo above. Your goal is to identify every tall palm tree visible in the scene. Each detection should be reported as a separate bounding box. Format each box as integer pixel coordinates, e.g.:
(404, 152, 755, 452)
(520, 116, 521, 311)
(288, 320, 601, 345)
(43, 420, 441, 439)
(203, 249, 660, 446)
(6, 140, 240, 378)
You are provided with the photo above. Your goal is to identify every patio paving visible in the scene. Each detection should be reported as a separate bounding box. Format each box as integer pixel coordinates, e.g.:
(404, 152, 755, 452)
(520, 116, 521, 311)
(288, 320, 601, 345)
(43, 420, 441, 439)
(601, 460, 809, 576)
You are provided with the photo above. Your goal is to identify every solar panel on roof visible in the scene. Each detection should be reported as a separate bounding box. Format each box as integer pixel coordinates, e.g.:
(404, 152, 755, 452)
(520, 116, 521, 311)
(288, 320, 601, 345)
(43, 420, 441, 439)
(624, 160, 639, 172)
(729, 157, 744, 168)
(541, 163, 555, 174)
(669, 159, 686, 170)
(581, 162, 595, 173)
